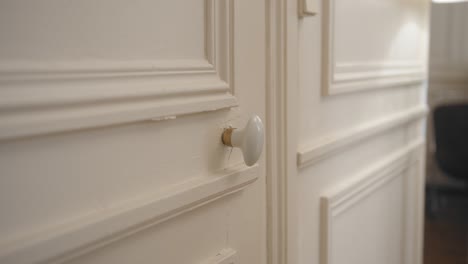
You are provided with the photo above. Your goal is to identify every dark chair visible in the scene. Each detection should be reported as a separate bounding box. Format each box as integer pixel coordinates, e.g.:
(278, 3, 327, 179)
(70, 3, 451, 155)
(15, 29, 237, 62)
(426, 103, 468, 217)
(434, 103, 468, 181)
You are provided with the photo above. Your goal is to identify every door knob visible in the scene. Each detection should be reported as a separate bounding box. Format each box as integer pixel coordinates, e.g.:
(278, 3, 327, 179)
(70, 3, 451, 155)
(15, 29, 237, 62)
(222, 115, 264, 166)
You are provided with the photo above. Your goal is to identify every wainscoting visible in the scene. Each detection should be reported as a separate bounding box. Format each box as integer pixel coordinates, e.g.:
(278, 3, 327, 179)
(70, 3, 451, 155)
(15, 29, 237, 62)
(296, 0, 429, 263)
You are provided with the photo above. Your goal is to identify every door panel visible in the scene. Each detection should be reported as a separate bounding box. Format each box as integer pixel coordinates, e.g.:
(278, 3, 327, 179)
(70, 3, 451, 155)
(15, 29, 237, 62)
(0, 0, 237, 140)
(0, 1, 266, 264)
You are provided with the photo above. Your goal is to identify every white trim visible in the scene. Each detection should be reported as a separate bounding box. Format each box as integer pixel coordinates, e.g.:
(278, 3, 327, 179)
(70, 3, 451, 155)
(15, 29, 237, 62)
(0, 164, 258, 264)
(297, 106, 428, 168)
(0, 60, 215, 81)
(285, 0, 301, 263)
(266, 0, 299, 263)
(322, 0, 426, 95)
(320, 140, 423, 264)
(266, 0, 288, 263)
(0, 0, 236, 141)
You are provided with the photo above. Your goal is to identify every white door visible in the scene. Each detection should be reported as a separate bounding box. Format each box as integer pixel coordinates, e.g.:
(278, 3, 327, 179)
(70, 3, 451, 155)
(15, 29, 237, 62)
(0, 1, 266, 264)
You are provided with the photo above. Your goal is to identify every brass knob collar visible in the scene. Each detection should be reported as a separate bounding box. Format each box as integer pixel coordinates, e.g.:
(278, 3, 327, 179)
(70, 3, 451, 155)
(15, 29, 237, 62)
(222, 127, 236, 147)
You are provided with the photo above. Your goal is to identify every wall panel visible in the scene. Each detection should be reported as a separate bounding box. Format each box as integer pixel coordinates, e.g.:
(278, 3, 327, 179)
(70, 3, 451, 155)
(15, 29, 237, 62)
(320, 141, 421, 264)
(322, 0, 427, 95)
(297, 0, 429, 263)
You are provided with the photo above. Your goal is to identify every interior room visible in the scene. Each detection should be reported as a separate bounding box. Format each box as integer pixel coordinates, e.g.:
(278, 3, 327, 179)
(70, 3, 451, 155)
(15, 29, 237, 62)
(0, 1, 466, 264)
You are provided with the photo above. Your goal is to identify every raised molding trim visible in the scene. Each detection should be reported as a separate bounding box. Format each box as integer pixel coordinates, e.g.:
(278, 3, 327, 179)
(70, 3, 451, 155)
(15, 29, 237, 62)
(0, 164, 258, 264)
(266, 0, 295, 263)
(297, 106, 428, 168)
(319, 140, 423, 264)
(0, 0, 236, 141)
(322, 0, 425, 95)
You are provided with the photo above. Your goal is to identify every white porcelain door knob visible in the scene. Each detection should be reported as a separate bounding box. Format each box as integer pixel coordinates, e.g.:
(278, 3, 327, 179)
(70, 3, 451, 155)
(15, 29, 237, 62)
(222, 115, 264, 166)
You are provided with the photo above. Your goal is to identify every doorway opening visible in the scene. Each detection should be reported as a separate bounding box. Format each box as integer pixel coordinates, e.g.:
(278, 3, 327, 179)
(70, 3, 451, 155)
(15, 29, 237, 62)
(424, 2, 468, 263)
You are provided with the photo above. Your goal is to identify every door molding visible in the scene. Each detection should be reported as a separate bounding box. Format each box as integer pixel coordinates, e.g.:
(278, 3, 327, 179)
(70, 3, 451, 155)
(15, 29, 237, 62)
(266, 0, 299, 263)
(0, 0, 236, 141)
(266, 1, 287, 262)
(0, 165, 258, 264)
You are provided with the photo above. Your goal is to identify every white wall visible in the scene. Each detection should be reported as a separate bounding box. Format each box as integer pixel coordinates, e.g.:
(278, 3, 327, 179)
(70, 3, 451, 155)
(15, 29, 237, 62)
(296, 0, 430, 263)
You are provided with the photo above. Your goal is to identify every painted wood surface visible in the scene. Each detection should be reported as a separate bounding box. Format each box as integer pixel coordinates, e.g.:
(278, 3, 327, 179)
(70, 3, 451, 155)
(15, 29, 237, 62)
(296, 0, 429, 263)
(0, 1, 267, 264)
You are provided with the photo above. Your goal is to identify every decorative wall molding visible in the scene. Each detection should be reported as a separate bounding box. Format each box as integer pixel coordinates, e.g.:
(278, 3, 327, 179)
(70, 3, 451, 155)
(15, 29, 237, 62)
(0, 164, 258, 264)
(297, 106, 428, 168)
(322, 0, 425, 95)
(327, 62, 426, 95)
(319, 140, 423, 264)
(0, 0, 235, 141)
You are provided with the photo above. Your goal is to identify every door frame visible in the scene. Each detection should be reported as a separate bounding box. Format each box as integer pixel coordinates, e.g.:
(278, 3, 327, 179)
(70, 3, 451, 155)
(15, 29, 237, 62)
(266, 0, 299, 263)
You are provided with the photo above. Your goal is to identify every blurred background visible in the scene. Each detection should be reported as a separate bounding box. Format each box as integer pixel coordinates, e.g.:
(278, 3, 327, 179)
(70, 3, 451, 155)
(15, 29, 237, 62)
(425, 1, 468, 263)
